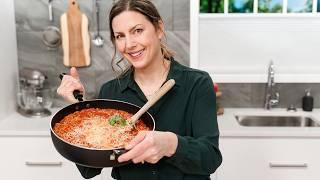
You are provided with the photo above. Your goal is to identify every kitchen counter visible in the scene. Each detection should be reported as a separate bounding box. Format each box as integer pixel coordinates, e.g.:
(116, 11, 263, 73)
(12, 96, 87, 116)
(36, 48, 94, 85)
(0, 108, 60, 136)
(1, 108, 320, 138)
(218, 108, 320, 138)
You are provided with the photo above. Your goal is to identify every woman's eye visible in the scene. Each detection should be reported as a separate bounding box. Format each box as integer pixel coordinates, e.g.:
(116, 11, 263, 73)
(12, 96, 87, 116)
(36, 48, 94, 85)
(134, 28, 143, 34)
(115, 35, 123, 40)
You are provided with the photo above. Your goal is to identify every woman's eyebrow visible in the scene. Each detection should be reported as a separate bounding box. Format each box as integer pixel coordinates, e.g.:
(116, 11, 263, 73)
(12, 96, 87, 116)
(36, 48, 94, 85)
(114, 24, 143, 34)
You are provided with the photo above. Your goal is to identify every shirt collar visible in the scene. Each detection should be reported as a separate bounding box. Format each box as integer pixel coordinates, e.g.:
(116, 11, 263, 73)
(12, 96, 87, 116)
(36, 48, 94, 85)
(119, 68, 135, 92)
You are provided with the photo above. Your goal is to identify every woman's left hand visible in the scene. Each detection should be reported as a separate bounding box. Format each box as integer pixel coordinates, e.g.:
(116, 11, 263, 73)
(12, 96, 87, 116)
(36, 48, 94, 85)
(118, 131, 178, 164)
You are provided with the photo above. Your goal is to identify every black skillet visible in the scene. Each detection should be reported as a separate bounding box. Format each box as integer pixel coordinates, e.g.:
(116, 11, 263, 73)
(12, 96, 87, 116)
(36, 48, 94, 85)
(50, 74, 155, 168)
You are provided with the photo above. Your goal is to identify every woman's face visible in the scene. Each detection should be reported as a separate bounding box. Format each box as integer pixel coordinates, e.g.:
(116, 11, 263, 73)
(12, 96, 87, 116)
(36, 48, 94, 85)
(112, 10, 163, 69)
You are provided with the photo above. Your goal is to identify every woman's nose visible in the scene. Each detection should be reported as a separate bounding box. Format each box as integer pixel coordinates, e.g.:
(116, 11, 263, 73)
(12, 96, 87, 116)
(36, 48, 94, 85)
(125, 36, 137, 49)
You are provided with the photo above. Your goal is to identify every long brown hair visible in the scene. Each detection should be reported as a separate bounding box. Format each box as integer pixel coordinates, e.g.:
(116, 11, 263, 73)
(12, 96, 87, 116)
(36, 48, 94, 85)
(108, 0, 174, 75)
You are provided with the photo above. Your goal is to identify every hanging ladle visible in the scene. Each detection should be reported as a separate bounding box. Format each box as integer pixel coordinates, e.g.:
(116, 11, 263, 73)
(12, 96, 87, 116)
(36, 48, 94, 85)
(42, 0, 61, 49)
(92, 0, 104, 47)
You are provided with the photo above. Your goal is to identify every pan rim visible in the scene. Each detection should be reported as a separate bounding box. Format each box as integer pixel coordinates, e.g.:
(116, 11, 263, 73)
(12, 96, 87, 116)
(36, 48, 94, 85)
(50, 98, 156, 151)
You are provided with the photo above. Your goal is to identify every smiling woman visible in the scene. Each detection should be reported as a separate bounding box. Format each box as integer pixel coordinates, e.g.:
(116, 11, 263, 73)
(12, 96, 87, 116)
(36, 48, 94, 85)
(111, 10, 164, 70)
(56, 0, 221, 179)
(108, 2, 174, 75)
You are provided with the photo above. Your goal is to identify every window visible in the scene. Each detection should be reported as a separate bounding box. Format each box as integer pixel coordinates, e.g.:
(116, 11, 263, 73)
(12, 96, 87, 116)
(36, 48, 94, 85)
(229, 0, 254, 13)
(200, 0, 224, 13)
(258, 0, 282, 13)
(200, 0, 319, 14)
(287, 0, 312, 13)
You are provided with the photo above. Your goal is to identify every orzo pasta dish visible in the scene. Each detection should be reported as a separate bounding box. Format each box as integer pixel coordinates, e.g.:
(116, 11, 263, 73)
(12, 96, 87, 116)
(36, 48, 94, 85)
(53, 108, 150, 149)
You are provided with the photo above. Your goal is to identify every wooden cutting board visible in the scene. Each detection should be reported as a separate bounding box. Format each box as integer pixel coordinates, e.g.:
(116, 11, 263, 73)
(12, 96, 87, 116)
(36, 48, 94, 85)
(60, 0, 90, 67)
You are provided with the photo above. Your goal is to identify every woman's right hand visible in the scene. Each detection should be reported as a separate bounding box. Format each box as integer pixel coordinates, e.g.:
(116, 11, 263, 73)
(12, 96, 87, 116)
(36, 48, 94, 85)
(57, 67, 85, 103)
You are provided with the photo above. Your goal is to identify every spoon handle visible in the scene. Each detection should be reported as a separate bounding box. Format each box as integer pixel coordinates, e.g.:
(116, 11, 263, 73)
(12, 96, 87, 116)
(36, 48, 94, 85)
(130, 79, 175, 123)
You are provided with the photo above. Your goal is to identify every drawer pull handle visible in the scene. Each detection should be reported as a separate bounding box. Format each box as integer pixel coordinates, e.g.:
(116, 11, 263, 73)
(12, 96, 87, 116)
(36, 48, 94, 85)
(25, 161, 63, 166)
(269, 163, 308, 168)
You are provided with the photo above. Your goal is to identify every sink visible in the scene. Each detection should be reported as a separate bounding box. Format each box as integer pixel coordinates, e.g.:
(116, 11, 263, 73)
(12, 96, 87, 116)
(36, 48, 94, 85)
(235, 115, 320, 127)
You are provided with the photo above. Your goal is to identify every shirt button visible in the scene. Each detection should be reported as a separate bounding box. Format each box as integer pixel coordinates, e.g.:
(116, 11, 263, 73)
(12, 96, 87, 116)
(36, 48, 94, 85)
(152, 170, 157, 175)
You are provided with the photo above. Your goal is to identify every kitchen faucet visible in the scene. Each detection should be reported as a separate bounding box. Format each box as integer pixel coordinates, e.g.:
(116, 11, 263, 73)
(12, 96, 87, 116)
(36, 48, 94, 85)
(264, 61, 279, 109)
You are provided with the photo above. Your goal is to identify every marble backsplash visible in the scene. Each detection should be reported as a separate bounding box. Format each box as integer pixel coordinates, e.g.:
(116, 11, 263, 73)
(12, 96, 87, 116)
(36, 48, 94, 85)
(218, 83, 320, 109)
(14, 0, 190, 107)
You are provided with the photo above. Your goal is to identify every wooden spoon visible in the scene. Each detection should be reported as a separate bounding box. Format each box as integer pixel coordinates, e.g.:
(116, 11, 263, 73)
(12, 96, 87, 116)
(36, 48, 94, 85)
(129, 79, 175, 127)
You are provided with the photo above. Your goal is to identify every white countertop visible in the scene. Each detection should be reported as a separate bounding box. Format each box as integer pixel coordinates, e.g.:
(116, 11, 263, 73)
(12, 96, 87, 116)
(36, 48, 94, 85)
(1, 108, 320, 138)
(218, 108, 320, 138)
(0, 108, 60, 136)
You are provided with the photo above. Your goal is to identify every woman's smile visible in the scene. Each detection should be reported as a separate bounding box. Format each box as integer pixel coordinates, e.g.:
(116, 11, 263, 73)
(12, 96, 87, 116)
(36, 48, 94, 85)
(127, 48, 145, 60)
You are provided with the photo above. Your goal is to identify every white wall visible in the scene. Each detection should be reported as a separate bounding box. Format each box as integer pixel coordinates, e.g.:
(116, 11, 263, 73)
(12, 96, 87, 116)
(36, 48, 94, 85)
(0, 0, 19, 119)
(198, 16, 320, 83)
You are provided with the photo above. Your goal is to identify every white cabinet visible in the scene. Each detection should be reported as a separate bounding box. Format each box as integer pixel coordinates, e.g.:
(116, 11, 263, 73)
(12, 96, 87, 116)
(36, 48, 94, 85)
(101, 168, 113, 180)
(0, 136, 112, 180)
(0, 135, 217, 180)
(217, 138, 320, 180)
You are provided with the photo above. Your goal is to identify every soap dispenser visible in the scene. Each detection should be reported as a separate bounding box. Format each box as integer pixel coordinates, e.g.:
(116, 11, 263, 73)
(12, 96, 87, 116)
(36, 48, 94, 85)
(302, 89, 313, 112)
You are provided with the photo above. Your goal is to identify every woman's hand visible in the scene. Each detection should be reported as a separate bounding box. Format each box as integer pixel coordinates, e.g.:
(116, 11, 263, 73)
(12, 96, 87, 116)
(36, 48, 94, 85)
(118, 131, 178, 164)
(57, 67, 85, 103)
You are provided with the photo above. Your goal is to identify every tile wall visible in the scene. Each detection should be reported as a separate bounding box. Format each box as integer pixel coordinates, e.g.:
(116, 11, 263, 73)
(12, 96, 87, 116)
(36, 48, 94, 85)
(219, 83, 320, 109)
(14, 0, 190, 107)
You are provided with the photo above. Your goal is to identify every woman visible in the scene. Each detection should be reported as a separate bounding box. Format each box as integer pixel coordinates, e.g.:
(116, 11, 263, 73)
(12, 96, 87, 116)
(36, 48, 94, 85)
(57, 0, 222, 179)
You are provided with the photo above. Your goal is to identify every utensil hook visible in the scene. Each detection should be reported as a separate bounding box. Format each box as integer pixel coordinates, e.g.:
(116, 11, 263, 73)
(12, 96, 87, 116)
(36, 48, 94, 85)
(48, 0, 53, 21)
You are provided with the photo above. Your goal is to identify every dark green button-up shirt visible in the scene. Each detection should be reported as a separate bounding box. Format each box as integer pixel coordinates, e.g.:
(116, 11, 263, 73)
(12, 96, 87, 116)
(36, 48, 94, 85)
(76, 59, 222, 180)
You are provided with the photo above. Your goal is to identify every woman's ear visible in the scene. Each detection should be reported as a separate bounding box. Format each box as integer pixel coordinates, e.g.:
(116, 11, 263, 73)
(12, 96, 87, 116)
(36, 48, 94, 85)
(157, 20, 165, 39)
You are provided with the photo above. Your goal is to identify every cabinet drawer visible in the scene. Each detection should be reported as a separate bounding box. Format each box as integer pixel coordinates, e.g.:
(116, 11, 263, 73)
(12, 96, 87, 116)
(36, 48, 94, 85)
(217, 138, 320, 180)
(0, 137, 102, 180)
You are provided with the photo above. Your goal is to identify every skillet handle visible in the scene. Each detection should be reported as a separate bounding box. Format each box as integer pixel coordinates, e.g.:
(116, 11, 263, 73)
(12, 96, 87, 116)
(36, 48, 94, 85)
(59, 73, 84, 102)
